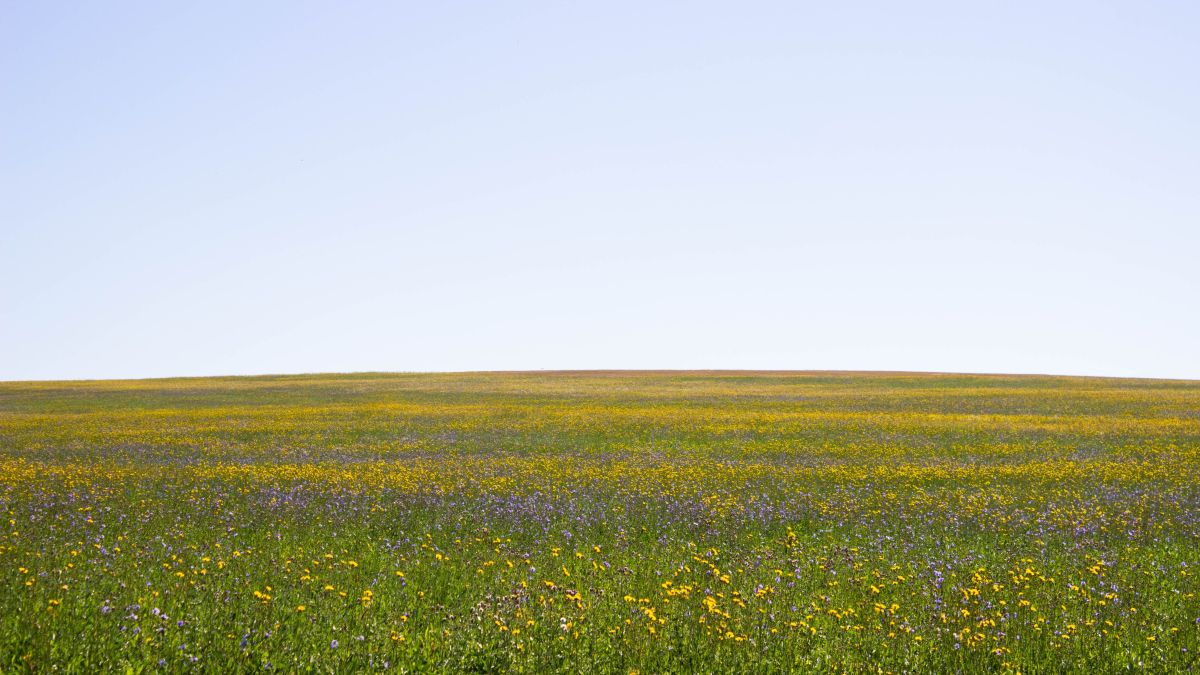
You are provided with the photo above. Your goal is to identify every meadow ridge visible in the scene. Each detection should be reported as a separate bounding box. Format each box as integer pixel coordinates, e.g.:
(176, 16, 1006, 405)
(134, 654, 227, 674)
(1, 371, 1198, 673)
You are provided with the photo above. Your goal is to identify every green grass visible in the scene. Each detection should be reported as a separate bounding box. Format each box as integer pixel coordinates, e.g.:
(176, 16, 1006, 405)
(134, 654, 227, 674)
(1, 371, 1198, 673)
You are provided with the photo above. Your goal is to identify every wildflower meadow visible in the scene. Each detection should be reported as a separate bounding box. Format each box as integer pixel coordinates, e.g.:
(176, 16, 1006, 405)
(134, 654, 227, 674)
(1, 371, 1198, 673)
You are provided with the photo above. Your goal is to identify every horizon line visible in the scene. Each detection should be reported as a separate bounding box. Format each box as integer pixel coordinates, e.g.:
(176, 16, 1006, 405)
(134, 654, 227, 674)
(3, 368, 1198, 386)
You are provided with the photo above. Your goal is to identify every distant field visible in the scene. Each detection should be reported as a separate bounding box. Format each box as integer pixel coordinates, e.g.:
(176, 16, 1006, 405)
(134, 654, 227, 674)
(2, 371, 1198, 673)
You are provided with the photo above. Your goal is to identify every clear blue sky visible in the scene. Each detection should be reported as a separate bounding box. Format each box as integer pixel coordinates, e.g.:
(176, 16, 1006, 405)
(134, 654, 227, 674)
(3, 1, 1198, 381)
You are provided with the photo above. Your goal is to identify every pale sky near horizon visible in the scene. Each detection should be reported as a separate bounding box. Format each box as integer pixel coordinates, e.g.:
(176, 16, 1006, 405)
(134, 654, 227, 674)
(3, 1, 1198, 382)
